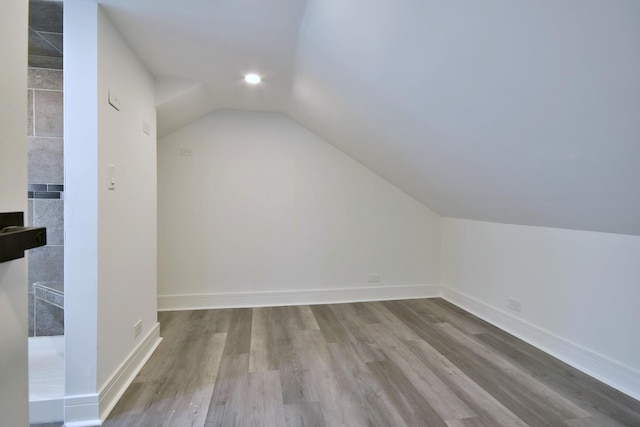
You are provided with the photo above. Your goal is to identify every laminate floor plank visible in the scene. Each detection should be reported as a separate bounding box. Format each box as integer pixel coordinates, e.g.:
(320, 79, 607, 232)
(327, 303, 388, 362)
(365, 322, 476, 422)
(206, 353, 250, 426)
(408, 298, 490, 335)
(439, 322, 591, 420)
(243, 370, 285, 426)
(265, 306, 321, 356)
(104, 299, 640, 427)
(250, 307, 280, 372)
(157, 332, 227, 427)
(208, 353, 249, 404)
(290, 329, 333, 372)
(350, 301, 382, 324)
(446, 417, 496, 427)
(280, 367, 316, 405)
(366, 301, 422, 341)
(309, 304, 352, 344)
(283, 402, 326, 427)
(223, 308, 253, 356)
(366, 360, 447, 427)
(283, 305, 321, 332)
(564, 415, 630, 427)
(278, 338, 314, 406)
(476, 330, 640, 426)
(327, 303, 373, 343)
(326, 341, 409, 427)
(292, 331, 355, 426)
(405, 339, 529, 427)
(105, 311, 228, 427)
(381, 300, 590, 426)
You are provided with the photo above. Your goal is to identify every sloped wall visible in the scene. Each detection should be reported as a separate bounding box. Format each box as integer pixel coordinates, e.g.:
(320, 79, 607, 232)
(158, 111, 441, 308)
(442, 218, 640, 399)
(288, 0, 640, 235)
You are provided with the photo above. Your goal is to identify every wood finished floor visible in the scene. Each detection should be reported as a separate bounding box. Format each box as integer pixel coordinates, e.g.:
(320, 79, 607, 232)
(104, 299, 640, 427)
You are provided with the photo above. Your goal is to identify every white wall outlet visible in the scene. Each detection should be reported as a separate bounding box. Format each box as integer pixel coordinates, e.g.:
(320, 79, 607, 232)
(108, 88, 121, 111)
(108, 164, 116, 190)
(507, 298, 522, 313)
(180, 147, 195, 156)
(134, 320, 142, 338)
(142, 120, 151, 135)
(368, 274, 380, 282)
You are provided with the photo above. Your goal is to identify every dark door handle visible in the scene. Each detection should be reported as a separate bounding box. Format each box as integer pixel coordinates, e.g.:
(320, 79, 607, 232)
(0, 212, 47, 263)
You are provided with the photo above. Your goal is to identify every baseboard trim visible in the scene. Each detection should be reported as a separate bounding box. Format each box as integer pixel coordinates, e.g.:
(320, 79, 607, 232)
(28, 335, 65, 424)
(441, 287, 640, 401)
(64, 323, 162, 427)
(98, 322, 162, 422)
(29, 397, 64, 424)
(63, 393, 100, 427)
(158, 284, 440, 311)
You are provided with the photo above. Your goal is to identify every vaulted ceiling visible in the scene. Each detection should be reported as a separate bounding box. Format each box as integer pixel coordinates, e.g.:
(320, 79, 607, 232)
(100, 0, 640, 235)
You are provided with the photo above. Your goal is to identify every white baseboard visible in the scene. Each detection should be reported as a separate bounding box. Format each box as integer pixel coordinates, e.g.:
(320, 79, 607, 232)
(29, 335, 65, 424)
(441, 287, 640, 401)
(64, 323, 162, 427)
(158, 284, 440, 311)
(63, 393, 100, 427)
(30, 397, 64, 424)
(98, 322, 162, 421)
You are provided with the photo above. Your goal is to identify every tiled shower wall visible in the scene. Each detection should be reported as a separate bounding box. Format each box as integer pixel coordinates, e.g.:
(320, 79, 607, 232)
(27, 67, 64, 337)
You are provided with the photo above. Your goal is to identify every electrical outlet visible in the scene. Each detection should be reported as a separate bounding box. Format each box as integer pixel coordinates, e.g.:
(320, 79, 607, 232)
(368, 274, 380, 282)
(179, 147, 195, 156)
(507, 298, 522, 313)
(134, 320, 142, 338)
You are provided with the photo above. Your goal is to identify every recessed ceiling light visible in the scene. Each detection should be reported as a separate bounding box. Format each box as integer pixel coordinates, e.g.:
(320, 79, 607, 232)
(244, 73, 261, 84)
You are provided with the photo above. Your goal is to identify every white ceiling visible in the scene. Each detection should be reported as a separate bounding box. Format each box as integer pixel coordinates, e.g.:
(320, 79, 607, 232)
(99, 0, 640, 235)
(100, 0, 308, 136)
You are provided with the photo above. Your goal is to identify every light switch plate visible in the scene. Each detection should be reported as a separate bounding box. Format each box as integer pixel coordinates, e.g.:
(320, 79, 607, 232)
(108, 164, 116, 190)
(108, 89, 121, 111)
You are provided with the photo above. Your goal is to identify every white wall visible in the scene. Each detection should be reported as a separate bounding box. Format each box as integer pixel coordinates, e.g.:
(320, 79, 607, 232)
(97, 6, 158, 391)
(65, 3, 159, 424)
(65, 1, 100, 414)
(442, 218, 640, 400)
(158, 111, 441, 308)
(0, 1, 29, 425)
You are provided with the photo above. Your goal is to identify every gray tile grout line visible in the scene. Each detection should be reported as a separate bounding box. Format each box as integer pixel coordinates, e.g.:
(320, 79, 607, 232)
(27, 135, 64, 139)
(29, 66, 63, 70)
(30, 89, 35, 136)
(28, 88, 63, 92)
(31, 89, 37, 136)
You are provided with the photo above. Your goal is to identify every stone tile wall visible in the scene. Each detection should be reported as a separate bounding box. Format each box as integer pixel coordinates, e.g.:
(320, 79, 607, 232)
(27, 67, 64, 337)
